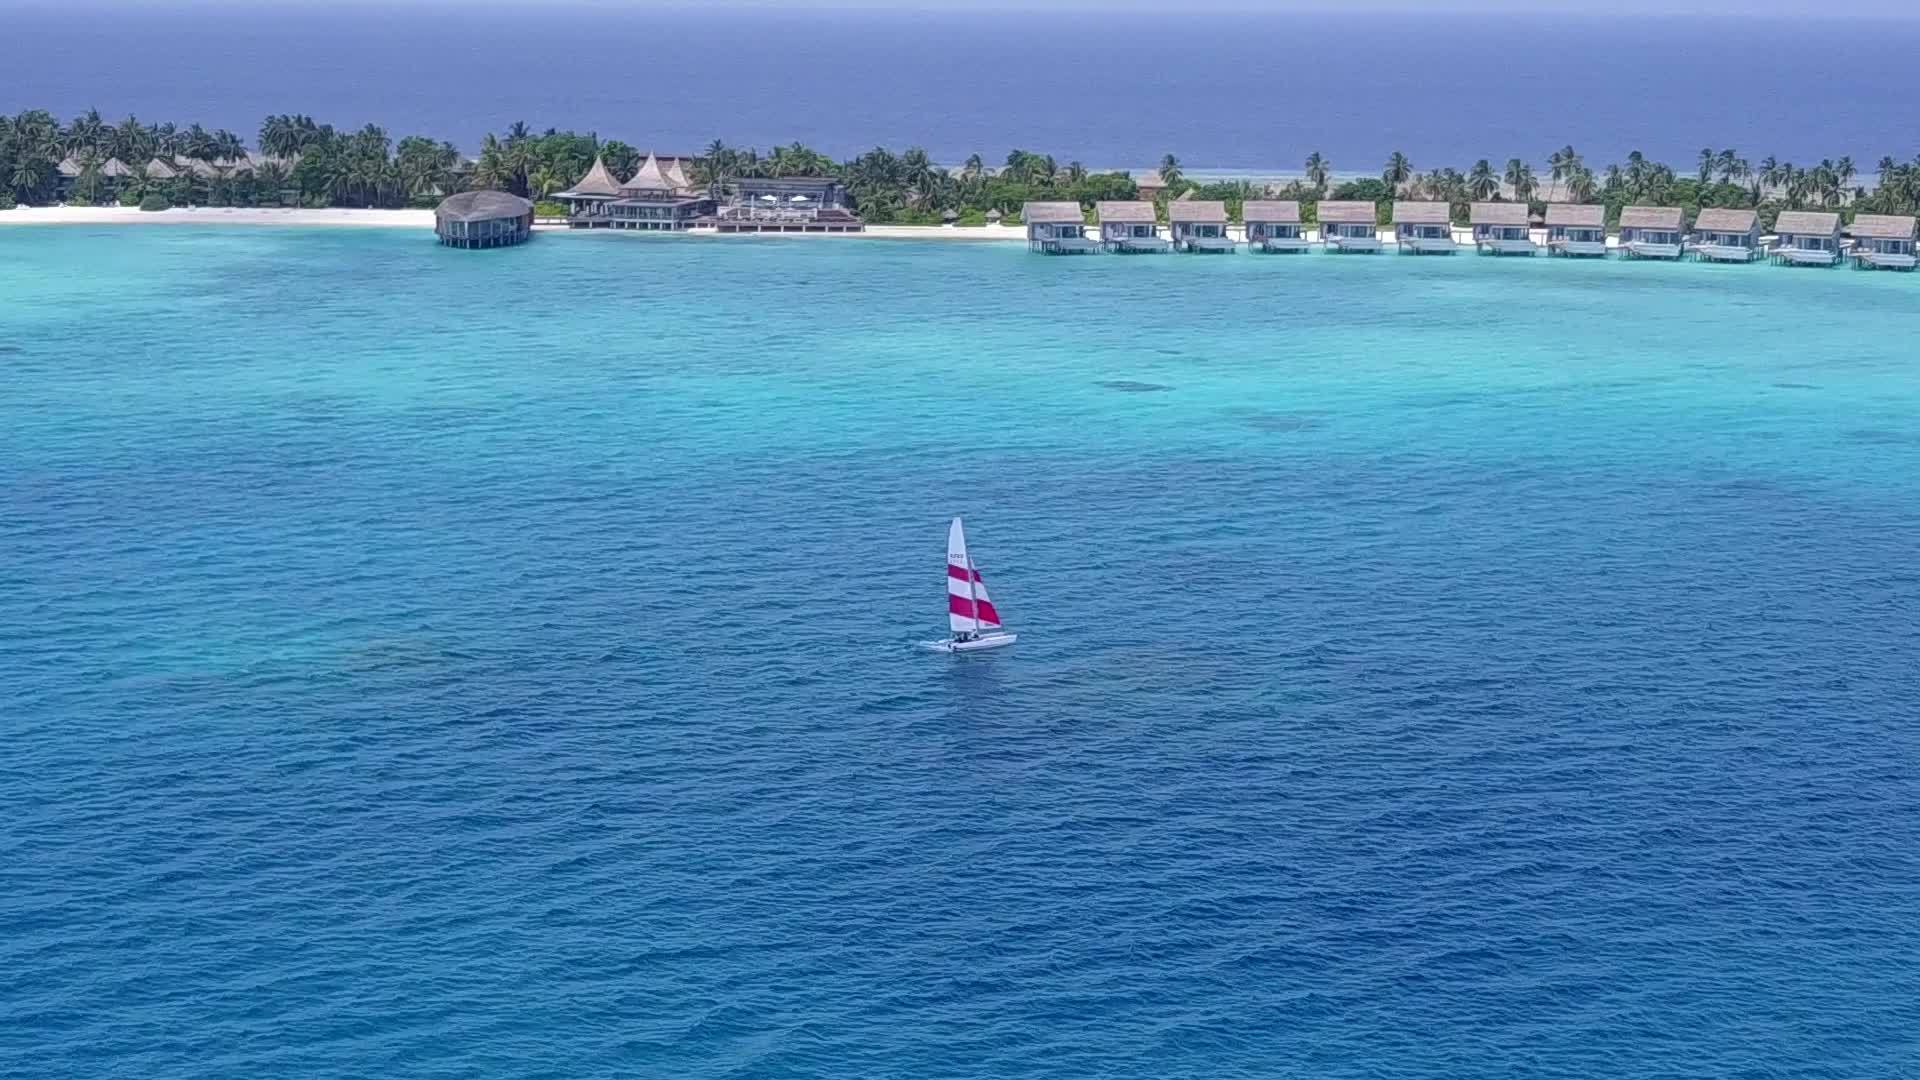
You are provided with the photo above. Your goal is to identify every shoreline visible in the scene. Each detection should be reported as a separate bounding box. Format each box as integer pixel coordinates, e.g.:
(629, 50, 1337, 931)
(0, 205, 1033, 241)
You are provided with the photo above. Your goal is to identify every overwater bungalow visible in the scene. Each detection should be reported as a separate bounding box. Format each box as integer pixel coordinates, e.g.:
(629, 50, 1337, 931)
(1692, 208, 1762, 262)
(1618, 207, 1684, 259)
(1770, 210, 1843, 267)
(1395, 201, 1457, 254)
(1023, 201, 1097, 254)
(434, 191, 533, 250)
(554, 157, 625, 224)
(712, 175, 862, 233)
(1319, 201, 1381, 252)
(1243, 201, 1307, 252)
(597, 153, 714, 231)
(1470, 202, 1535, 255)
(1848, 213, 1918, 270)
(1545, 204, 1607, 257)
(1169, 200, 1235, 252)
(1097, 201, 1169, 253)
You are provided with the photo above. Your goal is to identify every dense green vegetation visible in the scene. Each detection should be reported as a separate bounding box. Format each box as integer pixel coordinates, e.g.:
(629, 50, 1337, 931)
(5, 108, 1920, 232)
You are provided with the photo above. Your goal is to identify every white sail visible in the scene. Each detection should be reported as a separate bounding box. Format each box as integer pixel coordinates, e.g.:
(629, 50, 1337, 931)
(947, 517, 976, 634)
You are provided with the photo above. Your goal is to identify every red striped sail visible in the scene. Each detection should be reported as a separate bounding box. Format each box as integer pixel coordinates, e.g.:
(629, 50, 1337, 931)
(947, 517, 1003, 633)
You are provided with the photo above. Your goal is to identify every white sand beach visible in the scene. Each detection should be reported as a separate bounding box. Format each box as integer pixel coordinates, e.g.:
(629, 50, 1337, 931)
(0, 205, 1033, 241)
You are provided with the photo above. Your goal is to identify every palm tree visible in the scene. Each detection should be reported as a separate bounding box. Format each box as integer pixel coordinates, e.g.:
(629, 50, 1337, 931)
(1696, 147, 1716, 185)
(1567, 166, 1598, 203)
(1468, 159, 1498, 200)
(1758, 155, 1782, 196)
(1714, 148, 1738, 185)
(960, 153, 985, 184)
(1383, 151, 1412, 192)
(1503, 158, 1536, 202)
(1547, 145, 1583, 191)
(1602, 163, 1624, 195)
(1303, 151, 1330, 196)
(1158, 153, 1182, 186)
(1066, 160, 1087, 185)
(1624, 150, 1649, 197)
(1835, 156, 1856, 201)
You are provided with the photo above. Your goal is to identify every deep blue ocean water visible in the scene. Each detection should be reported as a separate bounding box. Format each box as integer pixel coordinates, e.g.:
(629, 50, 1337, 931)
(4, 226, 1920, 1078)
(6, 8, 1920, 169)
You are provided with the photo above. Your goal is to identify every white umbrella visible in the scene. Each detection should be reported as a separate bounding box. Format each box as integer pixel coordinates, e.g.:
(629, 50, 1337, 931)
(789, 194, 810, 204)
(759, 194, 777, 203)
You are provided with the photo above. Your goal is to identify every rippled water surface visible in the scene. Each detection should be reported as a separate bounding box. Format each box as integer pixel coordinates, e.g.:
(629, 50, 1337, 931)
(3, 227, 1919, 1078)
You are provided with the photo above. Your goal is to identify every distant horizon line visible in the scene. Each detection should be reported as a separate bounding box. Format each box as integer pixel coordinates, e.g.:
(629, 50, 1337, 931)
(5, 2, 1919, 17)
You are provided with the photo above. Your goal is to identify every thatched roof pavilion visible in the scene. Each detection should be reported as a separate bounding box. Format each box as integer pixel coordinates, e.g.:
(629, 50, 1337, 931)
(1771, 210, 1843, 266)
(143, 157, 178, 180)
(1619, 206, 1684, 259)
(1244, 200, 1306, 252)
(563, 157, 622, 197)
(1849, 213, 1918, 270)
(1545, 204, 1607, 257)
(434, 190, 534, 249)
(1318, 200, 1381, 251)
(623, 154, 673, 193)
(101, 157, 131, 178)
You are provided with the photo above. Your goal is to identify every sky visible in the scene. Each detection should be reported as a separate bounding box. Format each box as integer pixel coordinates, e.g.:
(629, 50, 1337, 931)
(5, 0, 1918, 12)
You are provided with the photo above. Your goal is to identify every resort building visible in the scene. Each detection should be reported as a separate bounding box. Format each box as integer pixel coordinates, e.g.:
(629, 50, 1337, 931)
(143, 157, 179, 182)
(1848, 214, 1918, 270)
(1319, 201, 1381, 252)
(434, 191, 533, 250)
(1619, 207, 1685, 259)
(1097, 201, 1169, 253)
(1545, 204, 1607, 257)
(1692, 208, 1762, 262)
(1770, 210, 1843, 266)
(1243, 201, 1307, 252)
(1395, 201, 1457, 254)
(600, 153, 713, 231)
(553, 157, 625, 221)
(713, 176, 862, 233)
(1470, 202, 1535, 254)
(1022, 201, 1097, 254)
(54, 155, 131, 202)
(1168, 200, 1235, 252)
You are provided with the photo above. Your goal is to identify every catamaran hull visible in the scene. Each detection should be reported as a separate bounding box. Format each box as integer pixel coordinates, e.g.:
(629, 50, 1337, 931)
(922, 633, 1018, 653)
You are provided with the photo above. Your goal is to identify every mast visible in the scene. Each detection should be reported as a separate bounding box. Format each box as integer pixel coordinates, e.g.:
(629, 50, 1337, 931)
(966, 554, 981, 639)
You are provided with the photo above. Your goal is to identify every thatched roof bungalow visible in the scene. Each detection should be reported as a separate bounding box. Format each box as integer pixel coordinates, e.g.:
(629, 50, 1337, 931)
(1023, 201, 1096, 254)
(1169, 199, 1234, 253)
(1395, 201, 1456, 254)
(1693, 208, 1761, 262)
(143, 157, 179, 180)
(1470, 201, 1534, 255)
(1319, 200, 1381, 252)
(1243, 200, 1306, 252)
(1097, 201, 1168, 253)
(1848, 213, 1917, 270)
(1770, 209, 1843, 266)
(1619, 206, 1684, 259)
(1545, 204, 1606, 257)
(434, 191, 533, 250)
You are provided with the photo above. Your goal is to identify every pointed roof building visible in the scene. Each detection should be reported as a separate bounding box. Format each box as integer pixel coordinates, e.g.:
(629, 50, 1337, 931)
(560, 156, 623, 198)
(101, 157, 131, 178)
(144, 157, 178, 180)
(622, 153, 672, 193)
(662, 157, 693, 192)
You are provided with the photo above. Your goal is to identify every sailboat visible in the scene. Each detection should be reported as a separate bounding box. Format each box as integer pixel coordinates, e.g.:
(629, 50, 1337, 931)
(923, 517, 1018, 653)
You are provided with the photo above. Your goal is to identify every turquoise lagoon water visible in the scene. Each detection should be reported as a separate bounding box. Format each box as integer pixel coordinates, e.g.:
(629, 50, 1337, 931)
(3, 227, 1919, 1078)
